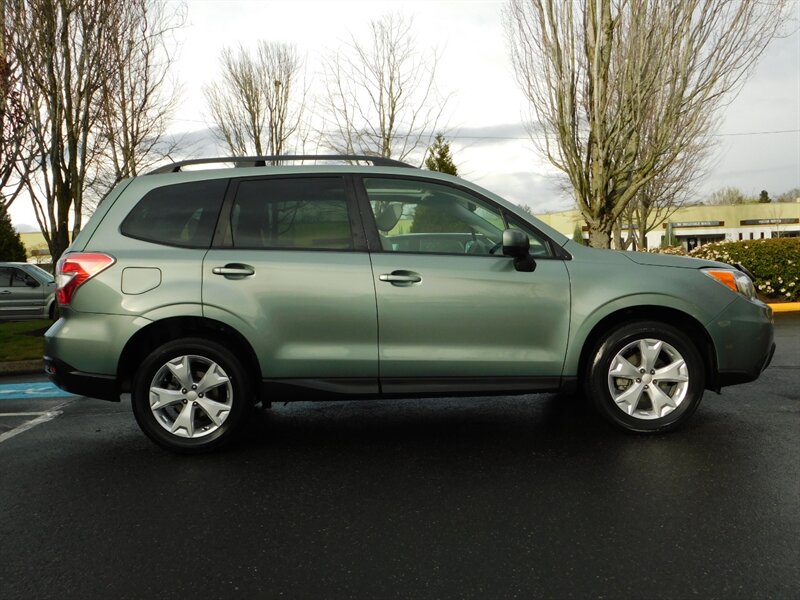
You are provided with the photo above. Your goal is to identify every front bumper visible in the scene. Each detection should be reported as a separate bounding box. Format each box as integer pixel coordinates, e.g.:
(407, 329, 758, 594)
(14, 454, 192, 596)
(716, 340, 775, 388)
(708, 297, 775, 389)
(44, 356, 119, 401)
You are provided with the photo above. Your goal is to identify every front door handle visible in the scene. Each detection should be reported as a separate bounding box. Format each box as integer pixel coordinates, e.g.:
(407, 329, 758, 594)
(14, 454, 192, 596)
(212, 264, 255, 278)
(0, 290, 10, 295)
(378, 270, 422, 286)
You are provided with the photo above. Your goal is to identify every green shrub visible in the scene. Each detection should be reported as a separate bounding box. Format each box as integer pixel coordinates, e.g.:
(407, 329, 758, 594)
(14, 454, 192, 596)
(689, 238, 800, 301)
(647, 245, 687, 255)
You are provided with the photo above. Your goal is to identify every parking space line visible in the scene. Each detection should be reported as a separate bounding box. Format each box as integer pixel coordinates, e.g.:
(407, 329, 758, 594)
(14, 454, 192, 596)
(0, 400, 74, 444)
(0, 412, 49, 417)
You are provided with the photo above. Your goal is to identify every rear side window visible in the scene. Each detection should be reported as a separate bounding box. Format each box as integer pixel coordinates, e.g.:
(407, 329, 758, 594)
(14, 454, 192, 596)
(0, 267, 36, 287)
(230, 177, 352, 250)
(121, 179, 227, 248)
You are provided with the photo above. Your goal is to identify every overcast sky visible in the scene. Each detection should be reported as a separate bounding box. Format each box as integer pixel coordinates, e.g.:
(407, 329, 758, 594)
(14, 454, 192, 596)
(9, 0, 800, 230)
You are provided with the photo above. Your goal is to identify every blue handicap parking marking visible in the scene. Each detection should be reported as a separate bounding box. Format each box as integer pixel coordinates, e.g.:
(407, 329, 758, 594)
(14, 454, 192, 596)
(0, 382, 76, 400)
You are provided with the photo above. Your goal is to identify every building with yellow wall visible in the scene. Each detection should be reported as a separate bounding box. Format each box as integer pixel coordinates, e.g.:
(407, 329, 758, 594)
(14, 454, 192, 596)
(537, 202, 800, 250)
(18, 231, 62, 266)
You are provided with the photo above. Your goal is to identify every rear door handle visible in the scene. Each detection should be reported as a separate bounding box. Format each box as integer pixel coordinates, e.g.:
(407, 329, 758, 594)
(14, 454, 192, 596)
(0, 290, 10, 295)
(212, 264, 255, 278)
(378, 270, 422, 286)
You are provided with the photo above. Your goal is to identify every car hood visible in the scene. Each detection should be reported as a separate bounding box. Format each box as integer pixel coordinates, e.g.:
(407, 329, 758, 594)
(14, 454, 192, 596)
(623, 251, 729, 270)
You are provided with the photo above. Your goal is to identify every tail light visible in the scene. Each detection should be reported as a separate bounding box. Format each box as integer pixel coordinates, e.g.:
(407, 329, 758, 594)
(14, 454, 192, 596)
(56, 252, 115, 305)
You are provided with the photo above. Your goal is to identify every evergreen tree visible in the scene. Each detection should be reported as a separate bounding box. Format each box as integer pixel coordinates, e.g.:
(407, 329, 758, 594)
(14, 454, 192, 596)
(425, 133, 458, 175)
(572, 223, 585, 245)
(758, 190, 770, 203)
(0, 206, 27, 261)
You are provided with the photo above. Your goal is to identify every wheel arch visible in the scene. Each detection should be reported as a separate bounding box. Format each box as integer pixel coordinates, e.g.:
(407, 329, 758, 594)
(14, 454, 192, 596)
(574, 305, 720, 393)
(117, 316, 262, 398)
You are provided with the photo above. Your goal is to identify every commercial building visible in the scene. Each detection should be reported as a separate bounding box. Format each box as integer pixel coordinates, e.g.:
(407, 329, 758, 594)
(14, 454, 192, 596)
(537, 202, 800, 250)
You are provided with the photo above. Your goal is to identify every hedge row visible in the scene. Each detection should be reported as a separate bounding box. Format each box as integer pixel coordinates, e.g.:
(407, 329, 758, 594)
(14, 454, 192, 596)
(689, 238, 800, 301)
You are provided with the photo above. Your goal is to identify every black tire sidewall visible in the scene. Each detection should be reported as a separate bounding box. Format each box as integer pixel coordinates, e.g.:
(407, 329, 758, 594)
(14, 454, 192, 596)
(587, 321, 705, 433)
(132, 337, 252, 453)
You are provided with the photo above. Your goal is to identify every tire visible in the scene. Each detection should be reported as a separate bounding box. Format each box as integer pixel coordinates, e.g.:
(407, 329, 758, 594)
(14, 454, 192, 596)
(131, 337, 253, 453)
(585, 320, 705, 433)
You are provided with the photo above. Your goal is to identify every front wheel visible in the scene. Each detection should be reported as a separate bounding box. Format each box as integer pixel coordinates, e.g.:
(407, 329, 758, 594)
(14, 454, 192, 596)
(132, 338, 252, 453)
(586, 321, 706, 433)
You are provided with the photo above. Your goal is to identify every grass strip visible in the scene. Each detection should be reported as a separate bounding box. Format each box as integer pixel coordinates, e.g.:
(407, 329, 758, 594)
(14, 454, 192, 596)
(0, 320, 49, 362)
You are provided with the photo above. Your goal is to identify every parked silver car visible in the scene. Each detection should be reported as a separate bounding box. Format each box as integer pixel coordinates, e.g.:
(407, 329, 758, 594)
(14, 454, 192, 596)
(0, 262, 57, 320)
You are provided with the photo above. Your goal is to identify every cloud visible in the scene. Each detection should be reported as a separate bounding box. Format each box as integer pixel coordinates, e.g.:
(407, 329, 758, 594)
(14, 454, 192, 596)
(449, 123, 529, 144)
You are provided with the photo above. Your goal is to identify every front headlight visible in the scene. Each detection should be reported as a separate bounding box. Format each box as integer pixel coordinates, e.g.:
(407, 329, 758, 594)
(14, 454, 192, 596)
(702, 268, 757, 300)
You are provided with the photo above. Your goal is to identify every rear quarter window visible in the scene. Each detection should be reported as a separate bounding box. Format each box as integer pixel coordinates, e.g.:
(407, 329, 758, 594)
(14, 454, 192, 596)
(120, 179, 228, 248)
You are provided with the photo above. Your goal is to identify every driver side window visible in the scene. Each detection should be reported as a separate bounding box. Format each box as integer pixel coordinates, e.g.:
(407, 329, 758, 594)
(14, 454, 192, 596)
(363, 178, 504, 256)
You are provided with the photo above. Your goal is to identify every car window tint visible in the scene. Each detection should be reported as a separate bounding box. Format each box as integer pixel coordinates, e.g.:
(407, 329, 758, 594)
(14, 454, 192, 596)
(363, 178, 504, 255)
(120, 179, 227, 248)
(13, 269, 35, 286)
(230, 177, 352, 250)
(1, 267, 35, 287)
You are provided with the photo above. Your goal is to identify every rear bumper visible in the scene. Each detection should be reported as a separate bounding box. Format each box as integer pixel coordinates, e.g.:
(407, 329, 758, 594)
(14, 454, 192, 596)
(43, 311, 142, 399)
(44, 356, 119, 401)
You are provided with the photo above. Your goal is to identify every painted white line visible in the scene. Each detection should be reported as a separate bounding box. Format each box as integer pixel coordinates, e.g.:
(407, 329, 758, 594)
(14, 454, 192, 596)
(0, 400, 74, 444)
(0, 412, 49, 417)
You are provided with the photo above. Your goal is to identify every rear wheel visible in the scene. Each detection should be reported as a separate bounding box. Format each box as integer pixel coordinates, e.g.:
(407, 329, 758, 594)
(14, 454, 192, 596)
(132, 338, 252, 453)
(586, 321, 705, 433)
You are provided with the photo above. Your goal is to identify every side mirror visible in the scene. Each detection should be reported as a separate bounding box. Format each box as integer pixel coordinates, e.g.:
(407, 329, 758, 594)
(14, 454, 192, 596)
(502, 229, 536, 272)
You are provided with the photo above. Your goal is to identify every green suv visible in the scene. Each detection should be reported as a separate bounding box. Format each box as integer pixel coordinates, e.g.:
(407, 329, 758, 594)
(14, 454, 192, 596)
(44, 155, 775, 452)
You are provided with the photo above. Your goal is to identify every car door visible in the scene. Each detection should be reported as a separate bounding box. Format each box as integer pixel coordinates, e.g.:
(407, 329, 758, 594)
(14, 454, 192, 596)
(0, 266, 44, 319)
(358, 176, 571, 394)
(202, 175, 379, 393)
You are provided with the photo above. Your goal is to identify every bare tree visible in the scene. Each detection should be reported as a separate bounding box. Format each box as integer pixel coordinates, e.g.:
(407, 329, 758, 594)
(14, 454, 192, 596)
(0, 0, 32, 210)
(9, 0, 116, 262)
(204, 41, 304, 157)
(319, 13, 447, 161)
(97, 0, 184, 184)
(7, 0, 183, 262)
(775, 188, 800, 203)
(625, 136, 713, 250)
(505, 0, 787, 248)
(708, 186, 747, 205)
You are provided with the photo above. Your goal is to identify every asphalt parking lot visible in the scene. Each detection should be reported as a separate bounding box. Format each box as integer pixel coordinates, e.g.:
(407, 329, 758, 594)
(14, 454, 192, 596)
(0, 313, 798, 599)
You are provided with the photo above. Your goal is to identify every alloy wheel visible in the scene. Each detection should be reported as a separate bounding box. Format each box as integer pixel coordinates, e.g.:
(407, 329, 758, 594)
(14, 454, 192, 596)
(607, 338, 690, 420)
(148, 354, 234, 438)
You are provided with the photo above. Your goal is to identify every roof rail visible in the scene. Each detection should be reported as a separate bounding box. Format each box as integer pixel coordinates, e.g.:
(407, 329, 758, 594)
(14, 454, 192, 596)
(147, 155, 414, 174)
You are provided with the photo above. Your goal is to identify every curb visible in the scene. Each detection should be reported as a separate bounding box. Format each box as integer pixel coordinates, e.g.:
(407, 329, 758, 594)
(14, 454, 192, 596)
(0, 359, 44, 377)
(0, 303, 797, 379)
(769, 302, 800, 313)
